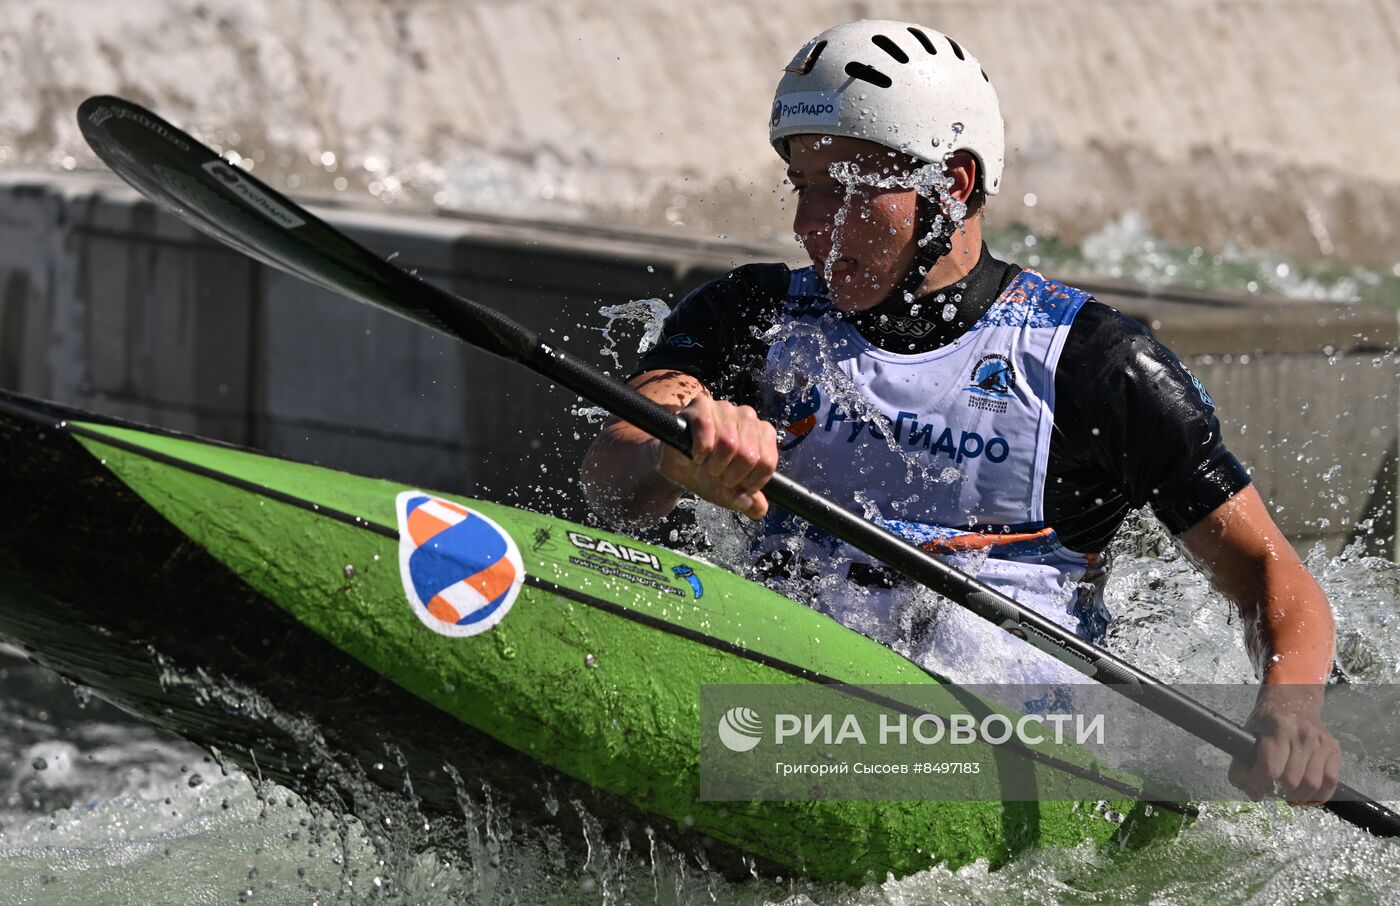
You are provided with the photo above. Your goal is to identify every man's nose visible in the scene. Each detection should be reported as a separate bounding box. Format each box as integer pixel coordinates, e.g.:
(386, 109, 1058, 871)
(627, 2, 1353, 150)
(792, 197, 833, 240)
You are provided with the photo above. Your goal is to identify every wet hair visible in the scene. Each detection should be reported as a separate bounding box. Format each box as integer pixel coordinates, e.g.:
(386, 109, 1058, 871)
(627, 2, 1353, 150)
(966, 176, 987, 217)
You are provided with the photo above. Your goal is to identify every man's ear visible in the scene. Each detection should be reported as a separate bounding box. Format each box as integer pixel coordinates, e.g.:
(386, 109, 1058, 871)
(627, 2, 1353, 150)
(944, 150, 979, 204)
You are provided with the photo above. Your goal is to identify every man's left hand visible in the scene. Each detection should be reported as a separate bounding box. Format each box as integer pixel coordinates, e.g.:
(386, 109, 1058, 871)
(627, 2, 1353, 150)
(1228, 686, 1341, 805)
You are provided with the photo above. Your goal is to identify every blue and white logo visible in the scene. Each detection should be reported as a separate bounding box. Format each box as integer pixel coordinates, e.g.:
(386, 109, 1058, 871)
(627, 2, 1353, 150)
(968, 353, 1016, 396)
(770, 91, 842, 129)
(965, 353, 1016, 414)
(396, 491, 524, 637)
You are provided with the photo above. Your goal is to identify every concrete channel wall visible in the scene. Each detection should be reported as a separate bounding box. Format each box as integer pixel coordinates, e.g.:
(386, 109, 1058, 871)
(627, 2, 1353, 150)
(1, 171, 1395, 558)
(5, 0, 1400, 266)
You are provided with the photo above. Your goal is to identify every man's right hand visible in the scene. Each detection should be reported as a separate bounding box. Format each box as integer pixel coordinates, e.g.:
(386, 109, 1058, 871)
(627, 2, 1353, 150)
(660, 394, 780, 520)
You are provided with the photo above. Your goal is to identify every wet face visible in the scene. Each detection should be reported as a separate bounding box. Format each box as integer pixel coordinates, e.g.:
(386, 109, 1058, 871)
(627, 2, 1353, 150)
(786, 134, 927, 312)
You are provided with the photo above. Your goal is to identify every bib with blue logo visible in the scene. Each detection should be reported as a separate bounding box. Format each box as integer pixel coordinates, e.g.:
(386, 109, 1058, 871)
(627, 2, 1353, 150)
(755, 267, 1109, 685)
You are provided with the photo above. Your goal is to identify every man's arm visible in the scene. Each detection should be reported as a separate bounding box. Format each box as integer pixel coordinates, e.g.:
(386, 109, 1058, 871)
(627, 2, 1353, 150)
(580, 369, 779, 522)
(1178, 484, 1341, 803)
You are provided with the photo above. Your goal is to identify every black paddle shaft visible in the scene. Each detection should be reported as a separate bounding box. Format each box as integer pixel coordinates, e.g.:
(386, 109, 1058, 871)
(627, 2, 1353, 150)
(76, 95, 1399, 837)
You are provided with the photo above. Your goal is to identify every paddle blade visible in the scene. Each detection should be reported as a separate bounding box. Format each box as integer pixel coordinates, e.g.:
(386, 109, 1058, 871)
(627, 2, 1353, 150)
(75, 95, 537, 362)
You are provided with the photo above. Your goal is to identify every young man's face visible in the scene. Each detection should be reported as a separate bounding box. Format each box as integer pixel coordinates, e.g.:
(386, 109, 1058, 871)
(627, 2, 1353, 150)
(786, 134, 927, 312)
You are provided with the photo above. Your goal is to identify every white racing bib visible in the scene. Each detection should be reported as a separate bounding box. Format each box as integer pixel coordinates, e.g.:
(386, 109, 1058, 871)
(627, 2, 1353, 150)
(755, 268, 1109, 687)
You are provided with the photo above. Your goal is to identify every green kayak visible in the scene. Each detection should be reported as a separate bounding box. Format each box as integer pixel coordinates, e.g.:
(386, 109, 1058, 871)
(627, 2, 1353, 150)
(0, 390, 1186, 882)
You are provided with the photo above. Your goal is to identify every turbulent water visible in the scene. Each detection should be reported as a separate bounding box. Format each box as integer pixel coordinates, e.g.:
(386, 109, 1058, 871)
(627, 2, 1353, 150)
(985, 217, 1400, 311)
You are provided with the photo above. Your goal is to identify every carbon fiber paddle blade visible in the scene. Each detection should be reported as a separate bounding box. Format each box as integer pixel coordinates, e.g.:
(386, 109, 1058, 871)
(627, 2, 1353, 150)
(75, 95, 534, 361)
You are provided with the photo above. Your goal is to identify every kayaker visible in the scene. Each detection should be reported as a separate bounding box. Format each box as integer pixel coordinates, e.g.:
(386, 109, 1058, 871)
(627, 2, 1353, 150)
(580, 19, 1340, 805)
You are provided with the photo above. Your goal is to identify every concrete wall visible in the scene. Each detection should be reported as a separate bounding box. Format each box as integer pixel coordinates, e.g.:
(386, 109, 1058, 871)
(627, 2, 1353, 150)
(1, 171, 1395, 556)
(2, 0, 1399, 265)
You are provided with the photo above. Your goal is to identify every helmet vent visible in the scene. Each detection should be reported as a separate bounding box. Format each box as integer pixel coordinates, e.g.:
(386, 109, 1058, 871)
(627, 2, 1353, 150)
(786, 40, 827, 75)
(946, 36, 967, 61)
(871, 35, 909, 64)
(906, 27, 938, 55)
(844, 61, 893, 89)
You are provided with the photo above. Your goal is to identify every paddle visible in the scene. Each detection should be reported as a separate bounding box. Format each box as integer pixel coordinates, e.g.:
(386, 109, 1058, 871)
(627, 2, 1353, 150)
(75, 95, 1400, 837)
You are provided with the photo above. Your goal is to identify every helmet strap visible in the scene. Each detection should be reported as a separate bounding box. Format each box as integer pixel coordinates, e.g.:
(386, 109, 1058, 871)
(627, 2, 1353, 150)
(875, 192, 955, 309)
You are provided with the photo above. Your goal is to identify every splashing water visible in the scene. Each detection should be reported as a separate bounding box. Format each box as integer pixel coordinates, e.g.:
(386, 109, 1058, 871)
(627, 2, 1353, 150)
(567, 296, 674, 428)
(594, 298, 673, 372)
(823, 159, 960, 275)
(819, 168, 860, 288)
(0, 646, 793, 904)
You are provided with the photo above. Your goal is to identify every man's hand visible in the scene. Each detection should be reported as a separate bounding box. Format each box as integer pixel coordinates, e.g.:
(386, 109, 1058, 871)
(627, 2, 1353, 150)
(1228, 685, 1341, 804)
(660, 395, 779, 520)
(582, 370, 780, 522)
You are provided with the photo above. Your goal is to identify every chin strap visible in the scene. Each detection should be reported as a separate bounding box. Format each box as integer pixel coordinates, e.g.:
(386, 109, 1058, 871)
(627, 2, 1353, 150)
(874, 193, 956, 310)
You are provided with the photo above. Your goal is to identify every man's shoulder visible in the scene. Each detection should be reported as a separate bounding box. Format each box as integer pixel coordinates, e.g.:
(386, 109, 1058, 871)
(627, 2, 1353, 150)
(678, 262, 796, 315)
(1048, 291, 1163, 371)
(1065, 298, 1155, 342)
(1055, 296, 1214, 415)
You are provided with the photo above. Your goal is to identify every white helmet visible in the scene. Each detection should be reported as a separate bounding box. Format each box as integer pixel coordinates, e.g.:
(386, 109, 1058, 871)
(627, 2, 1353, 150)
(769, 20, 1005, 195)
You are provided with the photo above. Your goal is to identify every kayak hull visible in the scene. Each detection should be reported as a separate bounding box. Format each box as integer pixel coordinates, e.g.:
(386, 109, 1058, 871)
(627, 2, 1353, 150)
(0, 391, 1185, 882)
